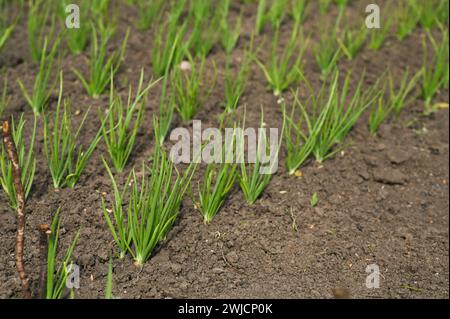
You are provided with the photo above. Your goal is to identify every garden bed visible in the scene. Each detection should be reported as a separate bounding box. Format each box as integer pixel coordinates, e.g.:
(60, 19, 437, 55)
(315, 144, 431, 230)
(0, 0, 448, 298)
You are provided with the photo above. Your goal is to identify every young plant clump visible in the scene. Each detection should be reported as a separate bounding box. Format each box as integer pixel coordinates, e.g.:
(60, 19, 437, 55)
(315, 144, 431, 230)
(0, 115, 36, 209)
(421, 29, 449, 114)
(57, 0, 90, 54)
(290, 0, 309, 26)
(27, 0, 55, 62)
(388, 69, 421, 116)
(255, 0, 267, 34)
(368, 96, 390, 135)
(136, 0, 166, 30)
(102, 145, 196, 266)
(312, 71, 377, 162)
(73, 24, 129, 98)
(44, 73, 102, 189)
(195, 134, 238, 224)
(368, 69, 421, 135)
(154, 30, 184, 146)
(151, 3, 186, 77)
(18, 37, 59, 116)
(395, 2, 419, 40)
(268, 0, 289, 30)
(0, 76, 9, 117)
(314, 21, 341, 76)
(368, 11, 393, 51)
(172, 54, 214, 122)
(238, 109, 282, 204)
(411, 0, 448, 30)
(283, 89, 327, 174)
(185, 0, 222, 58)
(256, 26, 308, 96)
(101, 70, 158, 172)
(283, 71, 378, 172)
(219, 0, 242, 54)
(337, 24, 367, 60)
(223, 40, 253, 113)
(43, 208, 80, 299)
(0, 0, 18, 52)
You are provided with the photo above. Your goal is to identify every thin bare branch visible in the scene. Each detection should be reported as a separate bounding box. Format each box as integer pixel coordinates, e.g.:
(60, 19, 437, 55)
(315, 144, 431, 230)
(2, 120, 31, 299)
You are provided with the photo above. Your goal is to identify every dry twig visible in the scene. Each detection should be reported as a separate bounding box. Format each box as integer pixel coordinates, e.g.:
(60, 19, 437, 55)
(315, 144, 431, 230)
(37, 224, 51, 299)
(2, 120, 31, 298)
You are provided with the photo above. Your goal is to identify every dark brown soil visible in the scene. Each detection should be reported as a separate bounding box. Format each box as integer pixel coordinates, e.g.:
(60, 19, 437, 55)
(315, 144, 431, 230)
(0, 1, 448, 299)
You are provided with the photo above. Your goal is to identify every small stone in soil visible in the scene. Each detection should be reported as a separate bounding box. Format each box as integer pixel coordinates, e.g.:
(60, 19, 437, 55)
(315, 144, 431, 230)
(386, 149, 411, 164)
(212, 267, 225, 274)
(225, 251, 239, 264)
(364, 155, 382, 167)
(373, 168, 408, 185)
(359, 170, 370, 180)
(170, 262, 182, 274)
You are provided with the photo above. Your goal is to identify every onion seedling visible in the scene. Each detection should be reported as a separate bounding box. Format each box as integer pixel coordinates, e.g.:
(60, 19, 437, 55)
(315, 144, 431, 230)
(368, 96, 391, 135)
(368, 11, 393, 51)
(18, 37, 60, 116)
(223, 36, 253, 114)
(369, 69, 421, 134)
(224, 52, 251, 114)
(282, 86, 329, 174)
(105, 258, 114, 299)
(335, 0, 350, 7)
(0, 115, 36, 209)
(0, 23, 14, 52)
(0, 0, 18, 52)
(101, 69, 159, 172)
(314, 21, 341, 76)
(297, 70, 377, 163)
(195, 133, 237, 224)
(0, 76, 8, 117)
(318, 0, 332, 15)
(57, 0, 90, 55)
(395, 2, 418, 40)
(45, 208, 80, 299)
(196, 161, 237, 224)
(410, 0, 446, 30)
(155, 29, 185, 146)
(238, 108, 282, 204)
(73, 24, 129, 98)
(313, 71, 377, 162)
(172, 54, 211, 122)
(256, 25, 308, 96)
(136, 0, 165, 30)
(28, 0, 55, 62)
(219, 0, 242, 54)
(388, 69, 421, 116)
(337, 25, 367, 60)
(436, 1, 449, 26)
(255, 0, 267, 34)
(268, 0, 289, 30)
(151, 6, 186, 77)
(102, 145, 197, 265)
(44, 73, 102, 189)
(154, 88, 176, 147)
(185, 1, 222, 57)
(189, 0, 210, 23)
(91, 0, 110, 18)
(310, 192, 318, 207)
(90, 0, 117, 33)
(290, 0, 308, 25)
(422, 29, 449, 114)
